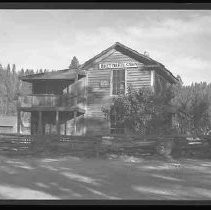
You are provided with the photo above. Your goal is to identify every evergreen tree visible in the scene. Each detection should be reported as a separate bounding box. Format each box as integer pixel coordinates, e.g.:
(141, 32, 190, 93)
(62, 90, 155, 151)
(6, 64, 11, 76)
(69, 56, 80, 69)
(25, 69, 30, 75)
(19, 68, 25, 76)
(29, 69, 34, 75)
(176, 75, 183, 86)
(171, 82, 211, 135)
(12, 64, 16, 75)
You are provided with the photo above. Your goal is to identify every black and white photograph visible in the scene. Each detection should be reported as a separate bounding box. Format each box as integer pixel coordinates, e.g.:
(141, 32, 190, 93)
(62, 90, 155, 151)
(0, 3, 211, 203)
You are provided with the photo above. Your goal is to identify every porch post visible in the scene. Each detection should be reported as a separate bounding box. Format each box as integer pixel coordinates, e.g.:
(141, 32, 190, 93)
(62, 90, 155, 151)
(73, 111, 77, 135)
(56, 111, 60, 135)
(17, 110, 21, 133)
(64, 121, 67, 135)
(38, 111, 42, 135)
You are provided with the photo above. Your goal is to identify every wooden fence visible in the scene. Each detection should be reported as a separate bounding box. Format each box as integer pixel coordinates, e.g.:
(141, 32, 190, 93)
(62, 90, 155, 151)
(0, 134, 210, 158)
(0, 134, 158, 157)
(0, 134, 32, 155)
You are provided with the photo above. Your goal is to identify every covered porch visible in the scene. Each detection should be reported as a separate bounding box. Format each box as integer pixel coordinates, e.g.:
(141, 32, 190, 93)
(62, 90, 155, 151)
(17, 108, 86, 136)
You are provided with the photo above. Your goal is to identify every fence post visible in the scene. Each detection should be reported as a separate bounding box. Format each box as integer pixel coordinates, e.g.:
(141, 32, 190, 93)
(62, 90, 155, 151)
(96, 137, 100, 159)
(17, 110, 21, 134)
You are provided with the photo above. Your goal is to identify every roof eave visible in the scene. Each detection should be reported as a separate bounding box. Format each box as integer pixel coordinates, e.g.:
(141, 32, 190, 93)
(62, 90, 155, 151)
(80, 42, 177, 83)
(144, 65, 178, 84)
(19, 69, 86, 82)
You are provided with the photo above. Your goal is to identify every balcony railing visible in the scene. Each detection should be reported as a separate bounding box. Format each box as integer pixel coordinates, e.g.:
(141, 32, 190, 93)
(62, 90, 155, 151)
(17, 94, 85, 110)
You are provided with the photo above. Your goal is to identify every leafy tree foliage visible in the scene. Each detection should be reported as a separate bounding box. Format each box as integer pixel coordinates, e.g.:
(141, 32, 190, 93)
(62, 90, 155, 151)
(102, 78, 211, 136)
(102, 85, 175, 136)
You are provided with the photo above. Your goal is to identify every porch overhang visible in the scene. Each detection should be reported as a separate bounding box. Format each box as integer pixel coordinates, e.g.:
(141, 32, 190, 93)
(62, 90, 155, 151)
(17, 106, 86, 114)
(19, 69, 87, 83)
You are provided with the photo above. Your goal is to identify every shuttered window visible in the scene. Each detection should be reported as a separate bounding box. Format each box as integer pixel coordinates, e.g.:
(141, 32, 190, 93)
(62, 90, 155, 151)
(112, 69, 125, 95)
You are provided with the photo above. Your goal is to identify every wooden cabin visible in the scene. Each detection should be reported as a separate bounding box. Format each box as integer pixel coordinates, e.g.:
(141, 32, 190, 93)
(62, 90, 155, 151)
(17, 42, 178, 136)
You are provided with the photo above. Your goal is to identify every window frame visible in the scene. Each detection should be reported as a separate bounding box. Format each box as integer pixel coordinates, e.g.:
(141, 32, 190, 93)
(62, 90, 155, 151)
(110, 68, 127, 96)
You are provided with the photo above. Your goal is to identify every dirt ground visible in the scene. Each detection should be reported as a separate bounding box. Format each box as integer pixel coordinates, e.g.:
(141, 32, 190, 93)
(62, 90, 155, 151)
(0, 154, 211, 200)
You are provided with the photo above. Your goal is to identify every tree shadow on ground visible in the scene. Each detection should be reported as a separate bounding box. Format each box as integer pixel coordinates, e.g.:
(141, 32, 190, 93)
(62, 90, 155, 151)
(131, 159, 211, 199)
(0, 155, 119, 199)
(0, 155, 211, 200)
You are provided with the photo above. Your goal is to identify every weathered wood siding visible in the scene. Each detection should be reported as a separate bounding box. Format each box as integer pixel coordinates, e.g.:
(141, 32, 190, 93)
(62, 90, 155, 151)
(127, 68, 151, 89)
(85, 68, 111, 135)
(84, 49, 152, 135)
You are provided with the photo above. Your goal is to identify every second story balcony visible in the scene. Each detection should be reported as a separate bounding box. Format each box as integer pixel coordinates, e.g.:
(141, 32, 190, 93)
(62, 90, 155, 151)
(17, 94, 86, 112)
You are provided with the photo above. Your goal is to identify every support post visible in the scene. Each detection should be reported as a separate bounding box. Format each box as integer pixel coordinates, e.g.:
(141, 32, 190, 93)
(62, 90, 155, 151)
(64, 121, 67, 135)
(17, 110, 21, 133)
(38, 111, 42, 135)
(56, 111, 60, 135)
(73, 111, 77, 135)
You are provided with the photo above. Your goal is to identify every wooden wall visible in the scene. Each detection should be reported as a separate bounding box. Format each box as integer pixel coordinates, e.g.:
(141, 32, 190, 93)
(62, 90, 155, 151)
(84, 49, 152, 135)
(0, 116, 17, 134)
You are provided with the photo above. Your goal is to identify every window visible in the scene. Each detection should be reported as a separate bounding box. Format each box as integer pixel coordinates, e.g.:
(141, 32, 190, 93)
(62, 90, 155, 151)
(112, 69, 125, 95)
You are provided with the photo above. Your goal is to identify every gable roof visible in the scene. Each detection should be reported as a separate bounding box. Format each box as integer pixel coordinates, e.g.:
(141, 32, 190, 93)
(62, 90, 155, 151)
(20, 42, 178, 84)
(80, 42, 178, 84)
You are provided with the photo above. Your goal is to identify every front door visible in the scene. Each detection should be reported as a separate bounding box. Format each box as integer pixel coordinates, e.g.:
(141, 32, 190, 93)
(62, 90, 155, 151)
(112, 69, 125, 95)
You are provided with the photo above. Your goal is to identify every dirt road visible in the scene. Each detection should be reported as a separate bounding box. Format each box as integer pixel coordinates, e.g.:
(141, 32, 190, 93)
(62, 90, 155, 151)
(0, 154, 211, 200)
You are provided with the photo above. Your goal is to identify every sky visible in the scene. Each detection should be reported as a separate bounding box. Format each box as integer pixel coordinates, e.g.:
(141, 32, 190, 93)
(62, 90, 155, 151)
(0, 10, 211, 85)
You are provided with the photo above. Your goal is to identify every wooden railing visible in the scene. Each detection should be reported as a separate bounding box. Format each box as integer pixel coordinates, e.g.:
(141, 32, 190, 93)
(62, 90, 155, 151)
(17, 94, 85, 109)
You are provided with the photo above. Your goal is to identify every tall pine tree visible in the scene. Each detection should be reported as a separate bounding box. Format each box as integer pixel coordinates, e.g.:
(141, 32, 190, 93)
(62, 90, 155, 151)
(69, 56, 80, 69)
